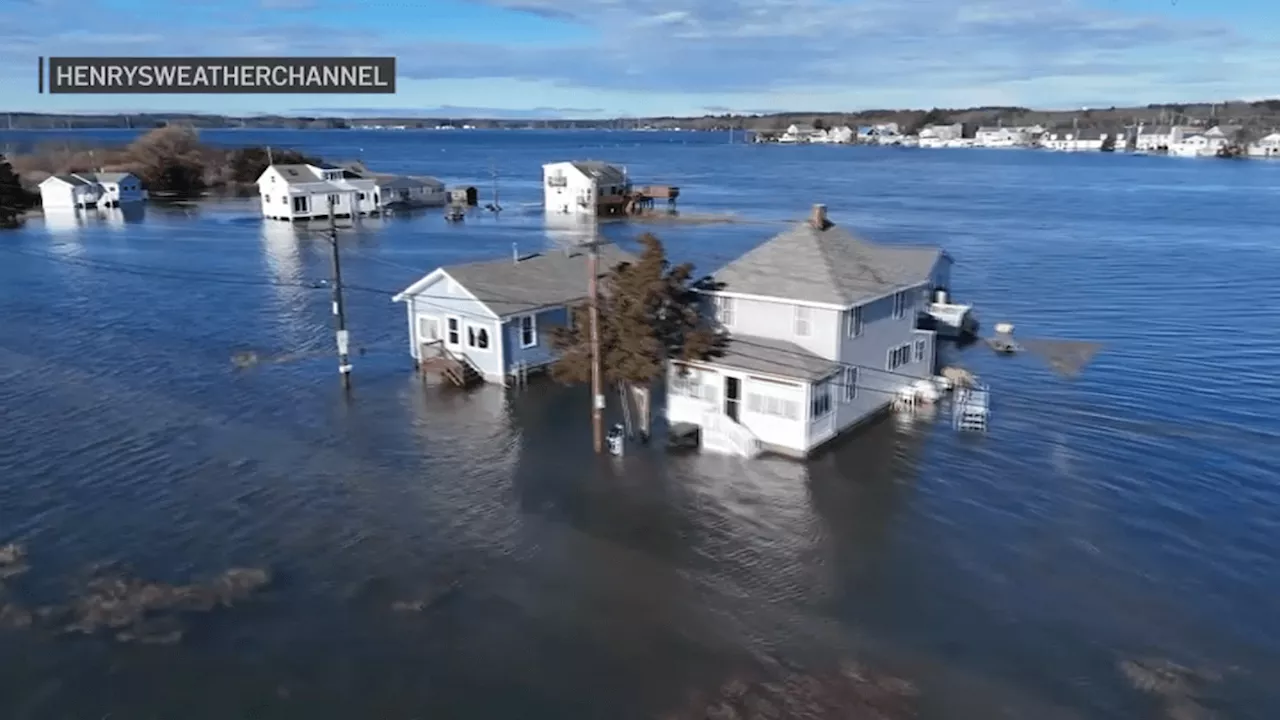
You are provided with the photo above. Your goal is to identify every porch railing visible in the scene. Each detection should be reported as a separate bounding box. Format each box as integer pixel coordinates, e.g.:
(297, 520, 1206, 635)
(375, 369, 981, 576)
(701, 410, 761, 458)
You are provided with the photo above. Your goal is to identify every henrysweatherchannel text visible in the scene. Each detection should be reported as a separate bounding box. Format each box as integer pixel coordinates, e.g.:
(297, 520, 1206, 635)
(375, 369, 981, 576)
(46, 57, 396, 94)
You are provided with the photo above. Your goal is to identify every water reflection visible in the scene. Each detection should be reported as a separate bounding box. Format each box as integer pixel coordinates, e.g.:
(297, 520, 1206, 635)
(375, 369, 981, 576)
(543, 212, 598, 250)
(40, 207, 86, 235)
(101, 204, 146, 229)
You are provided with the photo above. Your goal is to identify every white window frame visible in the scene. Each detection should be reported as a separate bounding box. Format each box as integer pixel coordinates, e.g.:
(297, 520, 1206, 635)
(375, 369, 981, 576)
(913, 338, 926, 363)
(892, 291, 907, 319)
(886, 343, 911, 371)
(518, 314, 537, 349)
(746, 392, 799, 420)
(464, 321, 491, 352)
(846, 306, 863, 338)
(794, 305, 811, 337)
(445, 316, 461, 346)
(714, 295, 735, 326)
(417, 315, 441, 343)
(810, 379, 833, 419)
(842, 366, 858, 402)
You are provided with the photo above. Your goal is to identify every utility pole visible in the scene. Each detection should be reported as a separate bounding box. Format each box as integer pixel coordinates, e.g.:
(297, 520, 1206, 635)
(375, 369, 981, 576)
(587, 237, 604, 452)
(328, 194, 352, 390)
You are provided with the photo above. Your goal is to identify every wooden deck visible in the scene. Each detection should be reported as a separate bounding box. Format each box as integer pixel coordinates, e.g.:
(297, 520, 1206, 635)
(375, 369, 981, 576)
(418, 341, 482, 388)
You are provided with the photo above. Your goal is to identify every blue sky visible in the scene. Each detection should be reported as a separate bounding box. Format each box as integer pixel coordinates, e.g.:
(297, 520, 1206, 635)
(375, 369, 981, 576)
(1, 0, 1277, 118)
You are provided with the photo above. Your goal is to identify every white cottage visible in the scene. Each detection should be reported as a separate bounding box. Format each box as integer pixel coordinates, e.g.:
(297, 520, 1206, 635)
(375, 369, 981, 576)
(1135, 125, 1188, 152)
(372, 174, 447, 208)
(975, 126, 1031, 148)
(1040, 128, 1109, 152)
(542, 160, 629, 215)
(917, 123, 963, 148)
(392, 245, 633, 386)
(666, 205, 954, 459)
(38, 171, 146, 210)
(1247, 132, 1280, 157)
(256, 163, 379, 220)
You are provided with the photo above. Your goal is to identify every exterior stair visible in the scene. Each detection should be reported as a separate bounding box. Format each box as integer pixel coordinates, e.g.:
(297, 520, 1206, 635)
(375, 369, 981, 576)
(700, 410, 761, 458)
(419, 341, 483, 388)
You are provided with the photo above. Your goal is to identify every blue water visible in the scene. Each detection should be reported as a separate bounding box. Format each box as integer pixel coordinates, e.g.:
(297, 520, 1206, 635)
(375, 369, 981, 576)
(2, 128, 1279, 718)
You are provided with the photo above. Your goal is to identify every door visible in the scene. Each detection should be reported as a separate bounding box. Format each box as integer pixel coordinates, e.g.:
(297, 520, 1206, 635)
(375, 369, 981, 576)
(419, 316, 440, 343)
(724, 376, 741, 422)
(446, 316, 461, 347)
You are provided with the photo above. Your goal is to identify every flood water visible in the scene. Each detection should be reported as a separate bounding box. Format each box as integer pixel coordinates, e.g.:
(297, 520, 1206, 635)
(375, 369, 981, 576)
(1, 129, 1279, 718)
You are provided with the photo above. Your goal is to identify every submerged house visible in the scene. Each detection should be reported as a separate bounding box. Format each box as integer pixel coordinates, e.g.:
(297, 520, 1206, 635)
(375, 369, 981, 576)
(38, 171, 146, 210)
(392, 245, 633, 386)
(543, 160, 630, 215)
(256, 163, 446, 220)
(665, 205, 954, 459)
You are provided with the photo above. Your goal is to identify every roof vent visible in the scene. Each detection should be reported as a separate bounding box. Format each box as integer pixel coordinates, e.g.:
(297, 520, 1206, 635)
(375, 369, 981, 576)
(809, 204, 830, 229)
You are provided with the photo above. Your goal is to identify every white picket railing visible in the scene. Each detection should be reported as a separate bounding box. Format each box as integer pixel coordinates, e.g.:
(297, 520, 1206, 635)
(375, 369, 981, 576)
(700, 410, 761, 458)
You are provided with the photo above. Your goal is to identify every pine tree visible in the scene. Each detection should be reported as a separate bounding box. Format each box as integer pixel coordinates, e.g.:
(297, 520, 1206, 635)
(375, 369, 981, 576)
(550, 233, 725, 438)
(0, 155, 37, 228)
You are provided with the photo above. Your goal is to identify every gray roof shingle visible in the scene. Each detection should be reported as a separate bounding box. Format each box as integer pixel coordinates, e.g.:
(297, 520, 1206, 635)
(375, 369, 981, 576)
(711, 218, 944, 307)
(712, 335, 839, 380)
(570, 161, 627, 186)
(441, 245, 634, 316)
(78, 171, 134, 183)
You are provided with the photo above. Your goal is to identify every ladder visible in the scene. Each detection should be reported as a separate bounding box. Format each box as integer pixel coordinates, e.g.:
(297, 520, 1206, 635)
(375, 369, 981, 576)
(952, 384, 990, 432)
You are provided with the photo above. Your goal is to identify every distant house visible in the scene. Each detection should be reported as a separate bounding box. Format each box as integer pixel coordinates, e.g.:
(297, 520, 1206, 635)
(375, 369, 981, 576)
(1247, 132, 1280, 157)
(1040, 128, 1109, 152)
(975, 126, 1031, 148)
(779, 124, 819, 143)
(1135, 125, 1189, 152)
(917, 123, 963, 148)
(392, 245, 633, 385)
(371, 173, 447, 208)
(38, 171, 146, 210)
(1168, 132, 1211, 157)
(542, 160, 629, 215)
(665, 204, 954, 459)
(1201, 125, 1242, 154)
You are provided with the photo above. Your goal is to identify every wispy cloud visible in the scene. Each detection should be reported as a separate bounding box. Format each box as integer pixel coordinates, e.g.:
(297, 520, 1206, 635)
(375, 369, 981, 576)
(1, 0, 1277, 112)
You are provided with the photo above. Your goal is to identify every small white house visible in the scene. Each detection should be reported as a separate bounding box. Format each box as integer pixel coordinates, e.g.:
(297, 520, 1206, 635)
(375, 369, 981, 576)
(1168, 132, 1210, 157)
(542, 160, 629, 215)
(392, 245, 633, 386)
(975, 126, 1031, 148)
(38, 171, 146, 210)
(372, 174, 447, 208)
(666, 204, 955, 459)
(917, 123, 963, 148)
(1247, 132, 1280, 157)
(1040, 129, 1109, 152)
(779, 124, 821, 143)
(1135, 125, 1188, 152)
(257, 163, 377, 220)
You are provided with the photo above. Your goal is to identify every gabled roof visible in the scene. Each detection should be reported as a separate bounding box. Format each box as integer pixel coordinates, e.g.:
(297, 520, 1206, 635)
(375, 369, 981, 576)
(394, 245, 634, 316)
(78, 171, 136, 183)
(712, 213, 945, 307)
(569, 161, 627, 186)
(42, 174, 94, 187)
(707, 335, 839, 380)
(265, 164, 318, 183)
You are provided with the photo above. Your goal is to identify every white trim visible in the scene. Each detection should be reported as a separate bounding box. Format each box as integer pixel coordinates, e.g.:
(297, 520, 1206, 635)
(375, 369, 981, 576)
(417, 314, 441, 343)
(677, 357, 809, 384)
(846, 306, 863, 338)
(517, 314, 538, 348)
(885, 342, 911, 370)
(701, 280, 934, 314)
(392, 269, 502, 318)
(464, 321, 494, 352)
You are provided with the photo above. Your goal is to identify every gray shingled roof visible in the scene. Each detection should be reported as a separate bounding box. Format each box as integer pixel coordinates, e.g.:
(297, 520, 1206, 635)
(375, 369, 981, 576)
(570, 161, 627, 186)
(713, 335, 839, 380)
(271, 164, 317, 183)
(440, 245, 634, 316)
(50, 174, 93, 186)
(712, 219, 943, 307)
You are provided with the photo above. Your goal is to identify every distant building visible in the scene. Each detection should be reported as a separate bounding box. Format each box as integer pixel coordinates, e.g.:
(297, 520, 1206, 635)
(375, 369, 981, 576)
(778, 123, 820, 143)
(542, 160, 629, 215)
(1247, 132, 1280, 157)
(38, 171, 146, 210)
(1135, 125, 1189, 152)
(974, 126, 1031, 148)
(917, 123, 963, 148)
(1040, 128, 1110, 152)
(255, 163, 443, 220)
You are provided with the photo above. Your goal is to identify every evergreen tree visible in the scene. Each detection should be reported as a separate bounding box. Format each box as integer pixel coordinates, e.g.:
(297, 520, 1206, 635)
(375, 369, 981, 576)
(550, 233, 725, 438)
(0, 155, 37, 228)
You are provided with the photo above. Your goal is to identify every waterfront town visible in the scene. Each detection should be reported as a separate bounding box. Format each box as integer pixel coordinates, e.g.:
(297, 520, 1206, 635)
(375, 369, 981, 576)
(750, 119, 1280, 157)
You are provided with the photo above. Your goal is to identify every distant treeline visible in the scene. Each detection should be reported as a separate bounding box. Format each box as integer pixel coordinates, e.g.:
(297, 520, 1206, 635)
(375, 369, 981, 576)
(6, 126, 322, 197)
(3, 99, 1280, 134)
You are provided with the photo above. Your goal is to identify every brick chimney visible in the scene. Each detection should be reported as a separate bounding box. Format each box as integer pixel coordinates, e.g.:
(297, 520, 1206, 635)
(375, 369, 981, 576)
(809, 203, 829, 229)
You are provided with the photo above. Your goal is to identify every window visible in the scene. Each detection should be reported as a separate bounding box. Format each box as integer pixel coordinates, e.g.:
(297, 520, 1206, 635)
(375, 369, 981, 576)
(887, 343, 911, 370)
(746, 393, 800, 420)
(446, 317, 460, 345)
(373, 193, 379, 204)
(810, 380, 832, 418)
(466, 324, 490, 350)
(892, 291, 907, 319)
(842, 366, 858, 402)
(518, 315, 537, 348)
(418, 316, 440, 342)
(291, 196, 308, 212)
(846, 306, 863, 338)
(670, 367, 716, 403)
(794, 306, 811, 337)
(327, 194, 341, 208)
(714, 296, 735, 326)
(357, 192, 366, 200)
(914, 339, 926, 363)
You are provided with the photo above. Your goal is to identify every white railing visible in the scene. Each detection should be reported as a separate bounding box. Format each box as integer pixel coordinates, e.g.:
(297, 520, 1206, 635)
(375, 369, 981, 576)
(701, 410, 761, 458)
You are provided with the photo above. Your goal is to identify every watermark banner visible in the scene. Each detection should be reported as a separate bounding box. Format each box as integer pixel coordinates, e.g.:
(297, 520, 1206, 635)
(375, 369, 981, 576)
(42, 57, 396, 94)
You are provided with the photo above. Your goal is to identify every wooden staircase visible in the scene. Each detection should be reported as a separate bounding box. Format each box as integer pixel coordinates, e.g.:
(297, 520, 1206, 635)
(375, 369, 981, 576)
(419, 340, 483, 388)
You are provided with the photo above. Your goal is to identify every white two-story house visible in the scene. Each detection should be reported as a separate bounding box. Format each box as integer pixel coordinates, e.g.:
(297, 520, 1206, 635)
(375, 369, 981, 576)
(666, 205, 953, 459)
(543, 160, 630, 215)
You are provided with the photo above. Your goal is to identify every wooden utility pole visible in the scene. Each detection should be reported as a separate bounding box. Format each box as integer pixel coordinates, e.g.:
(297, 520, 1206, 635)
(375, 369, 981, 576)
(587, 238, 604, 452)
(328, 195, 352, 390)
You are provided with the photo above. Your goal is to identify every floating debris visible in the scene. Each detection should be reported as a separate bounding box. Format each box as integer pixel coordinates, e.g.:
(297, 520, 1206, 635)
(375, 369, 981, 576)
(230, 350, 260, 369)
(661, 662, 917, 720)
(0, 542, 28, 579)
(939, 366, 977, 389)
(1119, 657, 1222, 720)
(1020, 339, 1104, 378)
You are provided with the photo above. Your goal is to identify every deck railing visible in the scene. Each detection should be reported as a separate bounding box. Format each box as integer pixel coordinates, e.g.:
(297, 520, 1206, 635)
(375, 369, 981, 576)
(701, 410, 761, 458)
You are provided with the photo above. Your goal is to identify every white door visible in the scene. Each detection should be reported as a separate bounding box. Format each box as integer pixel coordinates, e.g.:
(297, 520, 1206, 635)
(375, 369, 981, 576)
(418, 316, 441, 343)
